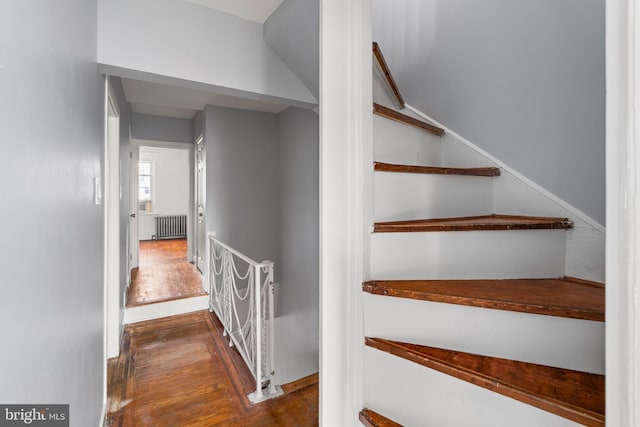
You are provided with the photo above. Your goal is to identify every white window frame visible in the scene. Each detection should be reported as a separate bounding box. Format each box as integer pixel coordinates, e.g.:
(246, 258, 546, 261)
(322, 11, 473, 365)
(138, 158, 155, 213)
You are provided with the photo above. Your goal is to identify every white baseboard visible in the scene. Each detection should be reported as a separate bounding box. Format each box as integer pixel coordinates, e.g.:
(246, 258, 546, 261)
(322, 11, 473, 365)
(99, 402, 107, 427)
(123, 295, 209, 324)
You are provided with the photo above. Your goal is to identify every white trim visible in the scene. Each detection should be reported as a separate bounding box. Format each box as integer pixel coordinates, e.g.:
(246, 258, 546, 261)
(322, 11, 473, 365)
(102, 76, 121, 425)
(132, 138, 194, 150)
(404, 104, 605, 233)
(102, 76, 108, 426)
(129, 140, 140, 269)
(99, 402, 107, 427)
(122, 295, 209, 324)
(137, 158, 155, 212)
(606, 0, 640, 423)
(319, 0, 371, 424)
(195, 136, 207, 270)
(106, 83, 121, 360)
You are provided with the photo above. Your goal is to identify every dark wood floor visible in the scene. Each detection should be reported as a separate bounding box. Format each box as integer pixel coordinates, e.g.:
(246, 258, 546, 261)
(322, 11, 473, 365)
(127, 239, 206, 307)
(107, 310, 319, 427)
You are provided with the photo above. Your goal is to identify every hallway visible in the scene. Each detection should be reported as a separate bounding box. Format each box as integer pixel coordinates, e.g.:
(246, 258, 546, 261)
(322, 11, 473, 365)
(106, 311, 318, 426)
(127, 239, 206, 307)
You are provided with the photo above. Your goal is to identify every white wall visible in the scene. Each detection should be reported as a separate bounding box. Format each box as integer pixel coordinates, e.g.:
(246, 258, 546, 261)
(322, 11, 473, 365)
(97, 0, 317, 109)
(138, 146, 191, 240)
(373, 0, 605, 224)
(0, 1, 105, 425)
(275, 107, 320, 383)
(264, 0, 319, 99)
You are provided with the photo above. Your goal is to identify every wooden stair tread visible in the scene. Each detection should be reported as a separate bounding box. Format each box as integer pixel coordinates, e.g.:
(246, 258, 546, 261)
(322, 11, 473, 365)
(366, 338, 605, 426)
(374, 161, 500, 177)
(359, 408, 403, 427)
(373, 214, 573, 233)
(373, 42, 405, 108)
(374, 103, 445, 136)
(363, 277, 604, 321)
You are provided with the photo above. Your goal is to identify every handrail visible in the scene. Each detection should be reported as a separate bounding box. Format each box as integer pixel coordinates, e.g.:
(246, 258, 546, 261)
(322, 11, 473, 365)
(373, 41, 406, 108)
(207, 233, 283, 403)
(209, 236, 260, 266)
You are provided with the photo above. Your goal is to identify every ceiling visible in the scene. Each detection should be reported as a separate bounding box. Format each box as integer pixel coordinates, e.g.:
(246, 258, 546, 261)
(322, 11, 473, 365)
(121, 1, 289, 119)
(121, 78, 289, 119)
(181, 0, 284, 24)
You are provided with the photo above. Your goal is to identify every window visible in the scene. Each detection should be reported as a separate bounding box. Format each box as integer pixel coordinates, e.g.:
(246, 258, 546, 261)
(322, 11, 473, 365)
(138, 160, 153, 212)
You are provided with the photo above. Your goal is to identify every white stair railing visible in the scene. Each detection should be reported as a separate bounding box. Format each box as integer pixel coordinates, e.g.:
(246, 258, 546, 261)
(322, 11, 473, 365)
(207, 233, 283, 403)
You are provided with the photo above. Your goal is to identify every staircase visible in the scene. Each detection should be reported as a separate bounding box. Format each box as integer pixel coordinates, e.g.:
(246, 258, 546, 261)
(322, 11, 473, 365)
(362, 43, 605, 426)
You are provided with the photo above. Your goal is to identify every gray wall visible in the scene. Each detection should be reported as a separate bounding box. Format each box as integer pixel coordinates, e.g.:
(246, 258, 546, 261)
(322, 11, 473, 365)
(275, 107, 320, 383)
(202, 105, 319, 383)
(264, 0, 319, 100)
(131, 113, 194, 143)
(204, 106, 279, 263)
(194, 110, 205, 142)
(109, 76, 132, 318)
(0, 1, 105, 425)
(373, 0, 605, 224)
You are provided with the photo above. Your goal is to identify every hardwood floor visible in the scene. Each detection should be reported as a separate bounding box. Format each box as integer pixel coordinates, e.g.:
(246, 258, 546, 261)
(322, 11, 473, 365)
(107, 311, 319, 427)
(127, 239, 206, 307)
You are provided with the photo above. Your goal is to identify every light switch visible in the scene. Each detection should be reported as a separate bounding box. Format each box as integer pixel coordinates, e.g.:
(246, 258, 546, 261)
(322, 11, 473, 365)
(94, 177, 102, 205)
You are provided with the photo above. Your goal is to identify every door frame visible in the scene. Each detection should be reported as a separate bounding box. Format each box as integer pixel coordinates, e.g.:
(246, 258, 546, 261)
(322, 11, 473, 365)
(104, 78, 121, 360)
(605, 0, 640, 423)
(194, 135, 206, 271)
(129, 141, 140, 272)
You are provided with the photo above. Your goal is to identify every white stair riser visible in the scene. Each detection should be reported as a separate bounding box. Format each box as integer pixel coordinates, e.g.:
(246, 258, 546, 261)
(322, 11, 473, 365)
(374, 115, 442, 165)
(370, 230, 566, 280)
(123, 295, 209, 324)
(374, 172, 494, 221)
(364, 348, 582, 427)
(493, 172, 605, 283)
(364, 293, 604, 374)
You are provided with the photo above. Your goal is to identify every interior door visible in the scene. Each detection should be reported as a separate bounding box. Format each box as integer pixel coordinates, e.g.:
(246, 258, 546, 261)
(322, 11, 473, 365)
(129, 143, 139, 271)
(195, 137, 206, 272)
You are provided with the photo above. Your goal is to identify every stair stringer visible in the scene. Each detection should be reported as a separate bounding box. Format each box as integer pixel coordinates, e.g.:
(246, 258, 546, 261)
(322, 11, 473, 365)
(402, 104, 605, 283)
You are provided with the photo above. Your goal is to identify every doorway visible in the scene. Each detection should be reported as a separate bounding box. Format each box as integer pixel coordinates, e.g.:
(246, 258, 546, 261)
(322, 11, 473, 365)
(126, 140, 203, 307)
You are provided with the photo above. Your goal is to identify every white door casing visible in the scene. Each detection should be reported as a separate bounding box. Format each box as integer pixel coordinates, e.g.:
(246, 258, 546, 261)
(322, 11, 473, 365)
(319, 0, 372, 424)
(129, 141, 139, 270)
(105, 78, 121, 360)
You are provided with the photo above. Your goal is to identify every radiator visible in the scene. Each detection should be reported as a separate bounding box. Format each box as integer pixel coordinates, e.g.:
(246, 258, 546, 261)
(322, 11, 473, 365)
(154, 215, 187, 240)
